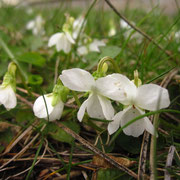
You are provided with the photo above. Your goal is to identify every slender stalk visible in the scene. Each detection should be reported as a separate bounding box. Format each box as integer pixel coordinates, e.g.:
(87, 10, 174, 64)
(97, 56, 120, 73)
(25, 138, 44, 180)
(67, 140, 75, 180)
(149, 114, 159, 180)
(72, 91, 81, 107)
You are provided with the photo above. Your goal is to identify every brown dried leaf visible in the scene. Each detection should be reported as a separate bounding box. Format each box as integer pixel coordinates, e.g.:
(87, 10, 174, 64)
(92, 155, 136, 168)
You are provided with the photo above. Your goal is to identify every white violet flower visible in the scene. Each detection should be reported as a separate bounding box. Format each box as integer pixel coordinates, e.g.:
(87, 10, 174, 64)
(48, 32, 75, 53)
(33, 94, 64, 121)
(89, 39, 106, 52)
(0, 84, 17, 110)
(73, 16, 86, 39)
(60, 68, 128, 122)
(0, 63, 17, 110)
(26, 15, 45, 35)
(108, 74, 170, 137)
(77, 45, 88, 56)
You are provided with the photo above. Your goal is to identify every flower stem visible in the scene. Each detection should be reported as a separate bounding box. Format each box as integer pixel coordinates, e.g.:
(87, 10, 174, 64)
(72, 91, 81, 107)
(97, 56, 120, 74)
(150, 114, 159, 180)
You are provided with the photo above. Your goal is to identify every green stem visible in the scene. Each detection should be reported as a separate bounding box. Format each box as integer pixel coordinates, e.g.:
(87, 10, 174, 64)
(150, 114, 159, 180)
(0, 37, 32, 96)
(97, 56, 120, 74)
(72, 91, 81, 107)
(25, 138, 44, 180)
(67, 140, 75, 180)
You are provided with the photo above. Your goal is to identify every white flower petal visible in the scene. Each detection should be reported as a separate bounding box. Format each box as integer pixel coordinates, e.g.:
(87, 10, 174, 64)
(89, 39, 106, 52)
(26, 20, 35, 30)
(73, 16, 85, 39)
(96, 74, 136, 104)
(97, 95, 114, 120)
(60, 68, 95, 92)
(61, 34, 71, 53)
(120, 106, 146, 137)
(65, 32, 75, 44)
(33, 94, 53, 119)
(0, 85, 17, 110)
(77, 98, 89, 122)
(48, 33, 63, 47)
(135, 84, 170, 111)
(48, 100, 64, 121)
(86, 94, 105, 119)
(144, 117, 155, 136)
(120, 19, 131, 29)
(108, 111, 123, 135)
(77, 46, 88, 56)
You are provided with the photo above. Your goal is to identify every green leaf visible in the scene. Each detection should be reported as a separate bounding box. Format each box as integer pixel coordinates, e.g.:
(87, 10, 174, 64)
(115, 132, 141, 154)
(97, 168, 131, 180)
(24, 36, 44, 51)
(28, 74, 43, 85)
(98, 45, 121, 59)
(16, 109, 35, 123)
(46, 121, 80, 144)
(0, 127, 13, 153)
(18, 52, 46, 67)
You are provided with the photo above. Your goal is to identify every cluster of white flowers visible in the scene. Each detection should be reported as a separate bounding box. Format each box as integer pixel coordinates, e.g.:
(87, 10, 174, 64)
(31, 67, 170, 138)
(1, 14, 170, 139)
(48, 15, 106, 57)
(59, 68, 170, 137)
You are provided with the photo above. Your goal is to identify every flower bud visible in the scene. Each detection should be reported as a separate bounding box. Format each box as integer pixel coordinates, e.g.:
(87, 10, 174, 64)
(132, 70, 142, 87)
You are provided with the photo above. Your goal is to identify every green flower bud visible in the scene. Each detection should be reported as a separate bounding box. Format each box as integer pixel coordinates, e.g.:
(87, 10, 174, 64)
(132, 70, 142, 87)
(62, 15, 74, 34)
(102, 63, 108, 74)
(8, 62, 17, 77)
(2, 72, 16, 92)
(51, 82, 69, 106)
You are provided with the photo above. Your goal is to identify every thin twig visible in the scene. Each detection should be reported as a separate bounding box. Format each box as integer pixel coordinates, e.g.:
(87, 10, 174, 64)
(16, 94, 33, 108)
(138, 126, 151, 180)
(0, 124, 46, 170)
(55, 122, 138, 179)
(164, 146, 175, 180)
(5, 139, 48, 180)
(104, 0, 173, 59)
(2, 122, 36, 155)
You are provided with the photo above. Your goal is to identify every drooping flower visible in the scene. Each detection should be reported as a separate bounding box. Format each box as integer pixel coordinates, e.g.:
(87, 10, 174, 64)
(72, 16, 86, 39)
(77, 45, 88, 56)
(48, 32, 75, 53)
(108, 74, 170, 137)
(26, 15, 45, 35)
(33, 93, 64, 121)
(0, 63, 17, 110)
(120, 19, 142, 43)
(60, 68, 128, 122)
(0, 85, 17, 110)
(33, 81, 68, 121)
